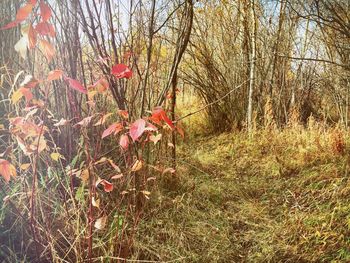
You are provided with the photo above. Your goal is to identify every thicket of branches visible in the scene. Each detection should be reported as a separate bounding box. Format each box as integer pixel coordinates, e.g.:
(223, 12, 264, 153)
(185, 0, 349, 132)
(0, 0, 349, 262)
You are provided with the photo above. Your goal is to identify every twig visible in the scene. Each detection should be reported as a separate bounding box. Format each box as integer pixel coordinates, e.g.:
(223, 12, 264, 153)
(277, 54, 349, 69)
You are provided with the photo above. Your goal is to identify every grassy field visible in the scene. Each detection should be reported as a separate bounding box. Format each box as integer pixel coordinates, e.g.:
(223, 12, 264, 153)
(133, 126, 350, 262)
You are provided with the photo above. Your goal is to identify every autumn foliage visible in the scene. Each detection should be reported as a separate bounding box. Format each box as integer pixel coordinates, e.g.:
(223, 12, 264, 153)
(0, 1, 183, 261)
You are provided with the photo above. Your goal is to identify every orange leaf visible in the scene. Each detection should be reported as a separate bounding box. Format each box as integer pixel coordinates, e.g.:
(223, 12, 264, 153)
(47, 69, 63, 81)
(149, 107, 175, 130)
(40, 1, 52, 22)
(39, 39, 55, 61)
(0, 159, 17, 182)
(92, 78, 109, 92)
(118, 110, 129, 119)
(16, 3, 34, 21)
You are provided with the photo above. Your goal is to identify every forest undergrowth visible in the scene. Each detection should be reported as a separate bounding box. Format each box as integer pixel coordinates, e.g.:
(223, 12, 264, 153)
(1, 107, 350, 262)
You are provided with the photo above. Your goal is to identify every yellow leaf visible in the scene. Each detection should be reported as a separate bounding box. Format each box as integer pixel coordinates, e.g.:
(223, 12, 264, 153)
(94, 157, 108, 165)
(20, 163, 31, 170)
(141, 190, 151, 200)
(50, 152, 61, 161)
(92, 196, 100, 208)
(131, 160, 143, 172)
(80, 169, 90, 183)
(11, 89, 24, 104)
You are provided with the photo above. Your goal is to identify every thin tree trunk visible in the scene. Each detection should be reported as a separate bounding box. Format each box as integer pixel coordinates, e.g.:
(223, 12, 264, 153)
(247, 0, 256, 133)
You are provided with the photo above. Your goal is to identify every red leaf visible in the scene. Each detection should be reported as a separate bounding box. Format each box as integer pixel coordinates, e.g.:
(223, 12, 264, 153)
(66, 77, 87, 94)
(111, 64, 132, 79)
(0, 159, 16, 183)
(0, 21, 20, 30)
(101, 122, 123, 139)
(16, 3, 34, 21)
(28, 0, 37, 5)
(35, 21, 55, 37)
(47, 69, 63, 81)
(40, 1, 51, 22)
(96, 179, 113, 192)
(102, 124, 116, 139)
(129, 119, 146, 141)
(149, 107, 175, 129)
(19, 87, 33, 102)
(119, 134, 129, 150)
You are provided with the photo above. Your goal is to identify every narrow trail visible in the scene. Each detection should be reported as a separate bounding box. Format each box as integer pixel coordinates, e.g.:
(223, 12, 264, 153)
(136, 132, 350, 262)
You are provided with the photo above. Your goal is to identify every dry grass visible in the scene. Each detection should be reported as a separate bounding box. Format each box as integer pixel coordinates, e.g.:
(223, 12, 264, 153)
(132, 126, 350, 262)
